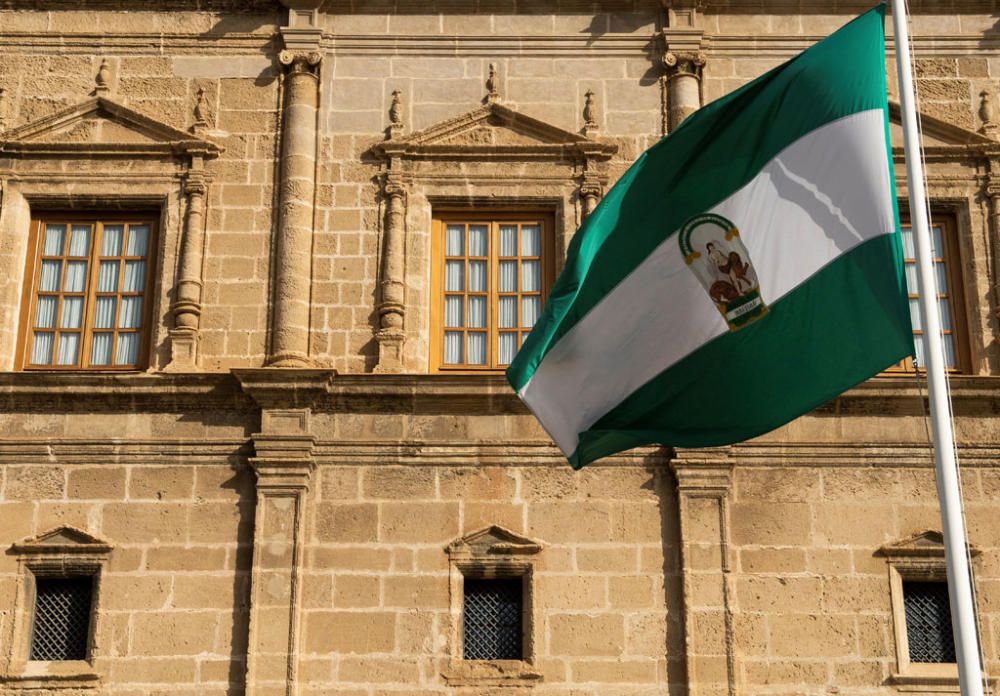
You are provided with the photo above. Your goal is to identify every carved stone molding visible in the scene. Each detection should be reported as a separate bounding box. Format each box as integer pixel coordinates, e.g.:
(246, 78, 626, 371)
(579, 176, 603, 219)
(278, 49, 322, 78)
(663, 50, 707, 79)
(986, 166, 1000, 324)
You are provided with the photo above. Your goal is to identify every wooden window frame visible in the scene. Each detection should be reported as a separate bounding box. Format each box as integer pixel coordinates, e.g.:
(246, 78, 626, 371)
(430, 210, 555, 373)
(16, 213, 158, 371)
(889, 211, 970, 374)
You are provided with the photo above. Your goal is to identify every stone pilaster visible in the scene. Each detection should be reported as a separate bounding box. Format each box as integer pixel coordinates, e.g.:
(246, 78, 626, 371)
(579, 177, 602, 220)
(166, 164, 208, 371)
(661, 2, 706, 133)
(374, 174, 407, 373)
(267, 29, 322, 367)
(986, 167, 1000, 329)
(670, 454, 736, 696)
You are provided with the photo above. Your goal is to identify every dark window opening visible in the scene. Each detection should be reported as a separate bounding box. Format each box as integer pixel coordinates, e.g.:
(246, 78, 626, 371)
(904, 580, 956, 663)
(30, 576, 93, 661)
(463, 577, 523, 660)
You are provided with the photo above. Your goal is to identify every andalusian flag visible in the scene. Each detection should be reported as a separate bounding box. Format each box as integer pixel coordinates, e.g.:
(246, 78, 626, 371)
(507, 6, 912, 468)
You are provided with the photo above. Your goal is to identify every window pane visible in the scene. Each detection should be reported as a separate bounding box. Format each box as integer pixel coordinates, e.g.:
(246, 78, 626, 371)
(468, 225, 488, 256)
(943, 335, 956, 369)
(444, 331, 463, 364)
(101, 225, 124, 256)
(119, 297, 143, 329)
(521, 225, 541, 256)
(499, 261, 517, 292)
(60, 297, 84, 329)
(39, 261, 62, 292)
(499, 225, 517, 256)
(445, 260, 464, 291)
(98, 261, 119, 292)
(115, 333, 139, 365)
(43, 225, 66, 256)
(31, 332, 54, 364)
(904, 581, 955, 663)
(498, 332, 517, 365)
(521, 260, 540, 292)
(126, 225, 149, 256)
(93, 297, 116, 329)
(444, 296, 464, 327)
(123, 261, 146, 292)
(446, 225, 464, 256)
(68, 225, 91, 256)
(468, 297, 486, 328)
(904, 264, 917, 293)
(521, 297, 540, 328)
(64, 261, 87, 292)
(468, 261, 487, 292)
(934, 263, 948, 296)
(913, 335, 925, 368)
(56, 333, 80, 365)
(909, 299, 922, 331)
(901, 226, 915, 258)
(29, 576, 93, 661)
(91, 333, 113, 366)
(463, 578, 522, 660)
(939, 299, 952, 331)
(467, 333, 486, 365)
(930, 226, 944, 258)
(499, 297, 517, 329)
(35, 297, 57, 328)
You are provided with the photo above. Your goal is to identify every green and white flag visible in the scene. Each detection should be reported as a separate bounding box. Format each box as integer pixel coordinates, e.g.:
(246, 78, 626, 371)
(506, 6, 912, 469)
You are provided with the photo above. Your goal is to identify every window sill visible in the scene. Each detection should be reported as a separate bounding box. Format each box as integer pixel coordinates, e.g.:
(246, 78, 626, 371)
(1, 660, 100, 689)
(442, 659, 543, 687)
(889, 668, 995, 693)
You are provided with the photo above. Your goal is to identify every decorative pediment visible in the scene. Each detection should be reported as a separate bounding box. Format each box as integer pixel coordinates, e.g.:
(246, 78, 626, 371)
(887, 101, 997, 154)
(0, 96, 222, 157)
(879, 530, 980, 559)
(375, 102, 616, 161)
(10, 526, 113, 555)
(447, 525, 542, 557)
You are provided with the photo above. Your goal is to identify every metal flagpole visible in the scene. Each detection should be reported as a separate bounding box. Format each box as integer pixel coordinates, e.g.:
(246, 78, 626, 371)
(889, 1, 985, 693)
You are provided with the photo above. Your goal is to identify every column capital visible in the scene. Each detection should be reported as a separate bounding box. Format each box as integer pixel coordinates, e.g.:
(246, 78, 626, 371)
(663, 50, 707, 80)
(279, 48, 322, 76)
(670, 452, 734, 497)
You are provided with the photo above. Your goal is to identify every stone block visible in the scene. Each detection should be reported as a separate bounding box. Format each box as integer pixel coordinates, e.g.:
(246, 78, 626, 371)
(549, 614, 624, 656)
(66, 466, 127, 500)
(363, 466, 436, 500)
(304, 611, 396, 653)
(730, 502, 811, 546)
(380, 502, 459, 543)
(129, 466, 195, 500)
(822, 576, 891, 613)
(172, 574, 241, 609)
(319, 467, 360, 500)
(339, 656, 421, 683)
(537, 575, 606, 611)
(735, 468, 820, 502)
(767, 614, 856, 658)
(188, 501, 245, 541)
(916, 78, 971, 102)
(439, 467, 516, 500)
(577, 546, 639, 573)
(334, 574, 381, 608)
(101, 574, 171, 610)
(519, 467, 580, 500)
(314, 503, 378, 543)
(740, 547, 807, 574)
(813, 503, 896, 547)
(383, 575, 448, 609)
(132, 611, 221, 655)
(571, 658, 658, 682)
(736, 576, 823, 613)
(608, 575, 655, 609)
(0, 502, 35, 540)
(102, 502, 188, 544)
(5, 465, 65, 500)
(528, 501, 612, 543)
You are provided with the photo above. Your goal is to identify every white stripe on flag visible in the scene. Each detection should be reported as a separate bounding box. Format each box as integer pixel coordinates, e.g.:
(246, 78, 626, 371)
(520, 109, 895, 456)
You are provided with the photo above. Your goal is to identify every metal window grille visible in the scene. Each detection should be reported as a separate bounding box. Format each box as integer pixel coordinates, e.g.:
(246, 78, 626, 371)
(904, 580, 956, 663)
(30, 576, 93, 661)
(463, 577, 522, 660)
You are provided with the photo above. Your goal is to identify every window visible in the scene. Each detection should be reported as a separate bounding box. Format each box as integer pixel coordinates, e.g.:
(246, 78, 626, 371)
(896, 216, 968, 372)
(431, 213, 554, 371)
(903, 580, 955, 664)
(18, 216, 156, 370)
(29, 576, 94, 661)
(463, 577, 523, 660)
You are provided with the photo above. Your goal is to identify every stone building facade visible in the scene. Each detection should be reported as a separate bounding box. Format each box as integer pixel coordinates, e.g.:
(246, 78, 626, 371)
(0, 1, 998, 694)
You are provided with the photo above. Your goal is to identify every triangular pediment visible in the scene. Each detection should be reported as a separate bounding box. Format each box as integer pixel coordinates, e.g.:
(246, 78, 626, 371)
(376, 102, 616, 160)
(447, 525, 542, 556)
(879, 530, 979, 558)
(888, 100, 995, 150)
(1, 97, 221, 157)
(11, 525, 113, 555)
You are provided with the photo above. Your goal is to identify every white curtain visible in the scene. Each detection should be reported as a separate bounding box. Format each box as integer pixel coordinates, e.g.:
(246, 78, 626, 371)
(56, 333, 79, 365)
(444, 296, 463, 327)
(468, 225, 487, 256)
(930, 226, 943, 258)
(68, 226, 91, 256)
(39, 261, 61, 292)
(521, 297, 540, 328)
(445, 261, 464, 292)
(64, 262, 87, 292)
(498, 332, 517, 365)
(115, 333, 139, 365)
(443, 331, 462, 364)
(98, 261, 119, 292)
(499, 226, 517, 257)
(521, 225, 541, 256)
(499, 297, 517, 329)
(127, 225, 149, 256)
(119, 297, 143, 329)
(468, 297, 486, 328)
(43, 225, 65, 256)
(123, 261, 145, 293)
(498, 261, 517, 293)
(446, 225, 464, 256)
(31, 332, 54, 365)
(94, 297, 116, 329)
(60, 297, 83, 329)
(521, 260, 540, 292)
(102, 226, 124, 256)
(91, 333, 113, 365)
(35, 297, 57, 328)
(468, 261, 486, 292)
(466, 333, 486, 365)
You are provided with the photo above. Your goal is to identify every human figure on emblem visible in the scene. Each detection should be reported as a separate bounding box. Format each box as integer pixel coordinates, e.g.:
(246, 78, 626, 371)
(706, 240, 756, 303)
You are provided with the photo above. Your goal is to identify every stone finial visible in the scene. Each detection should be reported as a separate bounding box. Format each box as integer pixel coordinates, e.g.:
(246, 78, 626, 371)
(582, 89, 599, 137)
(387, 89, 404, 140)
(979, 88, 997, 139)
(485, 62, 499, 104)
(95, 58, 111, 94)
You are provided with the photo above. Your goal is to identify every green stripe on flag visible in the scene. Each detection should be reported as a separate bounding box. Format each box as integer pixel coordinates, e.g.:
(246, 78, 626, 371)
(567, 233, 911, 468)
(508, 5, 889, 391)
